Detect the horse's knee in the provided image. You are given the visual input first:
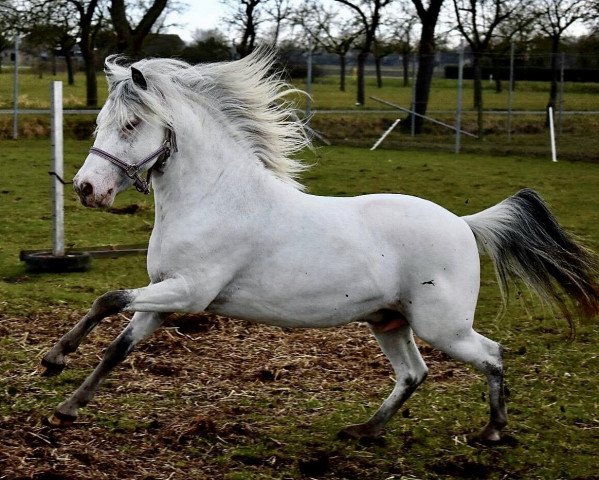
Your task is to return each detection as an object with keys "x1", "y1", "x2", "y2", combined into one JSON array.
[{"x1": 92, "y1": 290, "x2": 132, "y2": 317}]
